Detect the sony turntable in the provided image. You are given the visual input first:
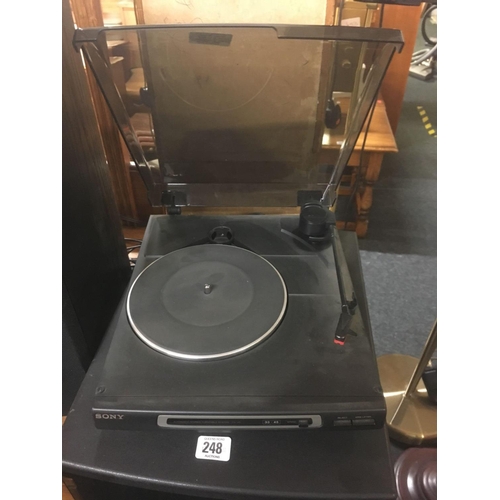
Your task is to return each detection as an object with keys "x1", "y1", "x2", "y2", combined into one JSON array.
[
  {"x1": 93, "y1": 212, "x2": 386, "y2": 430},
  {"x1": 73, "y1": 24, "x2": 404, "y2": 432}
]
